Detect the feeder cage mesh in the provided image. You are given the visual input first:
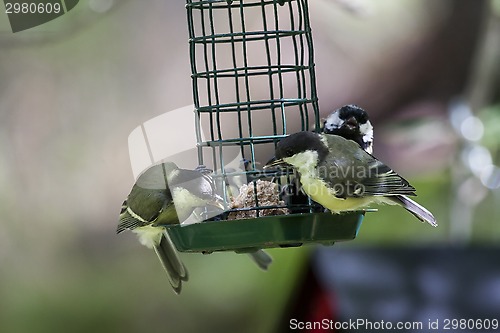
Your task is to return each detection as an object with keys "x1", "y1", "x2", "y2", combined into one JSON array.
[{"x1": 186, "y1": 0, "x2": 320, "y2": 218}]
